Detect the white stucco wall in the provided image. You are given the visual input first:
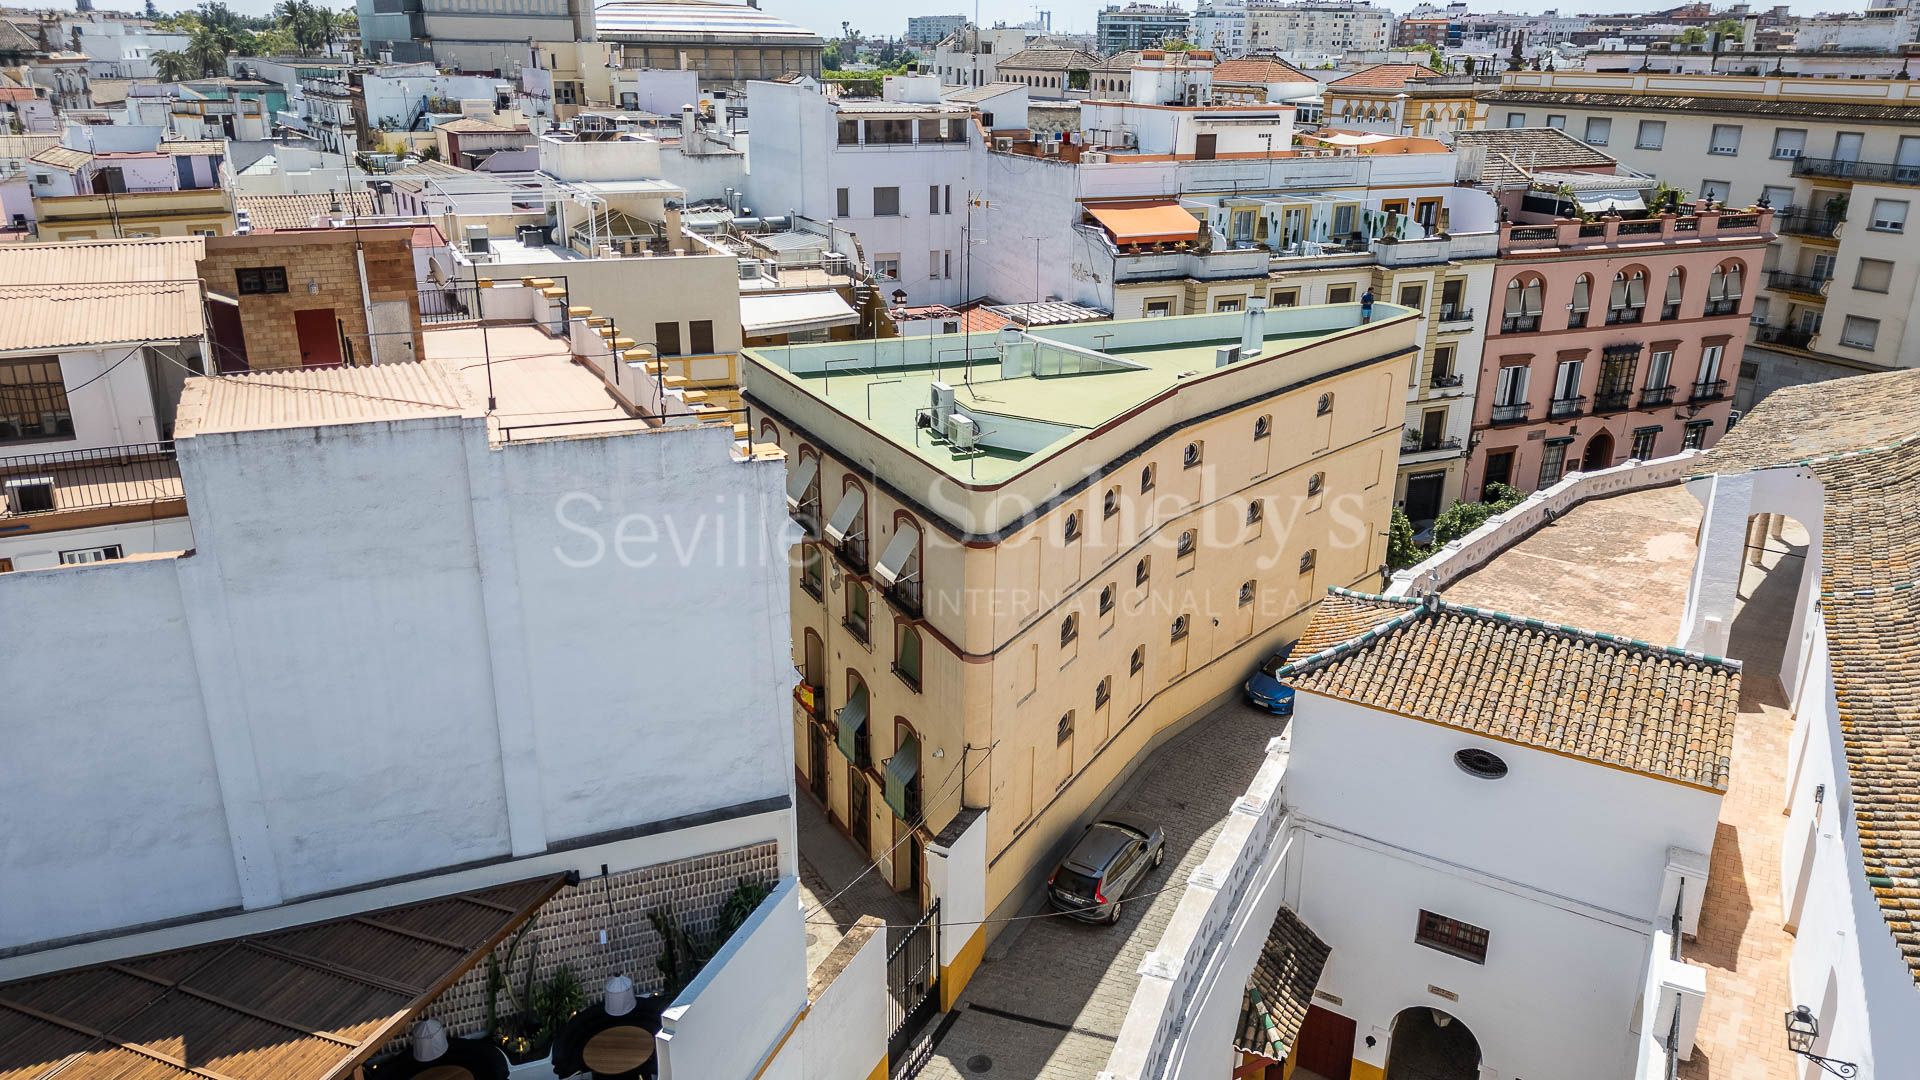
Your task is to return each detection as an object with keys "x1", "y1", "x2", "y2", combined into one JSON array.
[
  {"x1": 657, "y1": 876, "x2": 808, "y2": 1080},
  {"x1": 0, "y1": 410, "x2": 797, "y2": 953}
]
